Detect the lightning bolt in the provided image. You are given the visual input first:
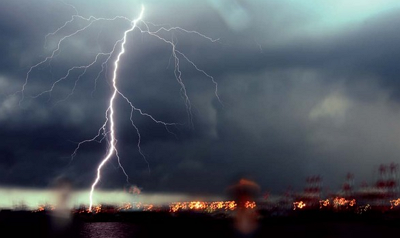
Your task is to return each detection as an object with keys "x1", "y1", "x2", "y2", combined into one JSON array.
[
  {"x1": 17, "y1": 3, "x2": 221, "y2": 212},
  {"x1": 88, "y1": 6, "x2": 144, "y2": 211}
]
